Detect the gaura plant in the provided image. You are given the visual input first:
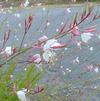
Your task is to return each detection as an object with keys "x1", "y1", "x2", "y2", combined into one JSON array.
[{"x1": 0, "y1": 5, "x2": 100, "y2": 101}]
